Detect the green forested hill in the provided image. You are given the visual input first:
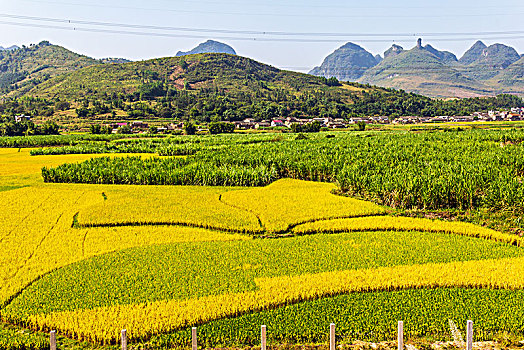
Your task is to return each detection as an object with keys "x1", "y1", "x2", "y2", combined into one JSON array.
[
  {"x1": 1, "y1": 52, "x2": 522, "y2": 124},
  {"x1": 0, "y1": 41, "x2": 100, "y2": 96},
  {"x1": 28, "y1": 53, "x2": 318, "y2": 99},
  {"x1": 22, "y1": 53, "x2": 420, "y2": 120}
]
